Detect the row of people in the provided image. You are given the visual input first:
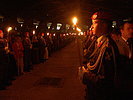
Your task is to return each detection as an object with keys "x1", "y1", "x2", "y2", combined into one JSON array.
[
  {"x1": 0, "y1": 31, "x2": 74, "y2": 90},
  {"x1": 81, "y1": 11, "x2": 133, "y2": 100}
]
